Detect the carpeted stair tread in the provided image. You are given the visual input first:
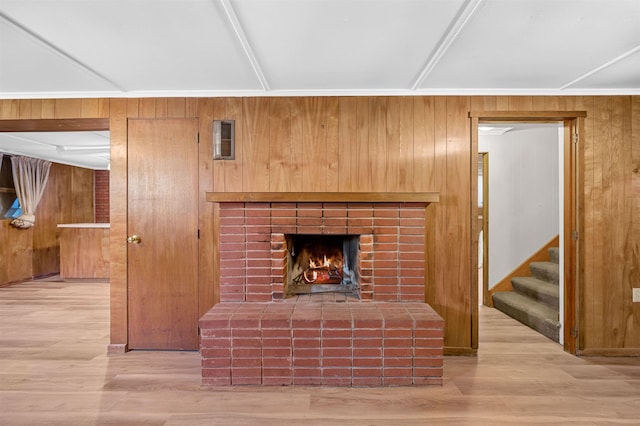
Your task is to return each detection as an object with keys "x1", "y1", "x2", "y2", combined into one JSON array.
[
  {"x1": 511, "y1": 276, "x2": 559, "y2": 308},
  {"x1": 548, "y1": 247, "x2": 560, "y2": 264},
  {"x1": 529, "y1": 261, "x2": 559, "y2": 284},
  {"x1": 492, "y1": 291, "x2": 560, "y2": 342}
]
